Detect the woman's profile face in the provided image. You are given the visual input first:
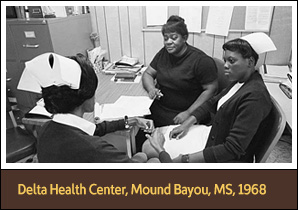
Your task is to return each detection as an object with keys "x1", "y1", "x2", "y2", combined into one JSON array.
[
  {"x1": 163, "y1": 32, "x2": 187, "y2": 56},
  {"x1": 223, "y1": 50, "x2": 252, "y2": 83}
]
